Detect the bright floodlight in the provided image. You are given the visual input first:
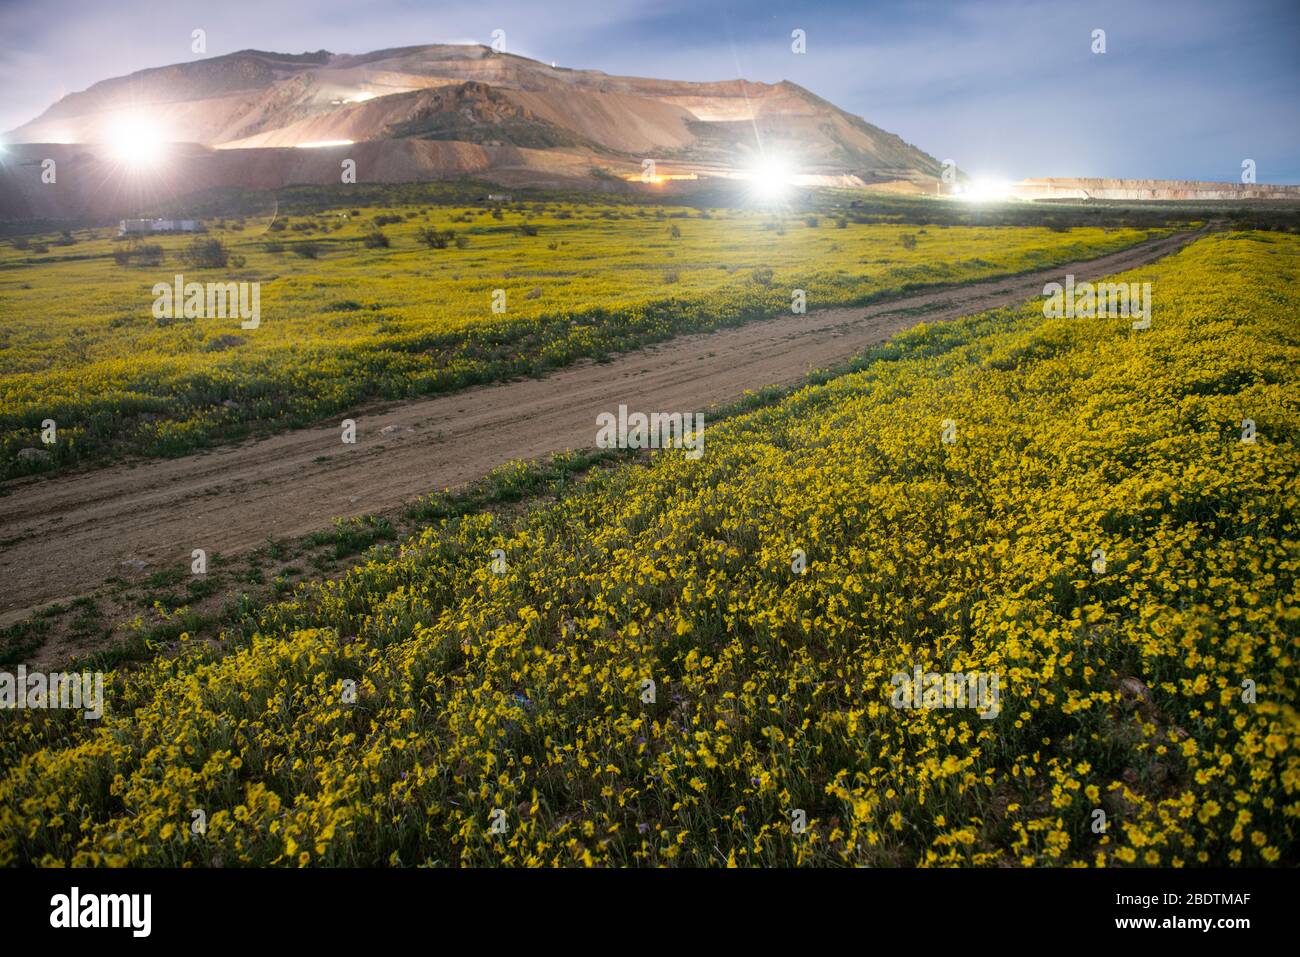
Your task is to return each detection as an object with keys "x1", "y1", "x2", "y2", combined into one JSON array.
[
  {"x1": 107, "y1": 116, "x2": 168, "y2": 169},
  {"x1": 746, "y1": 155, "x2": 794, "y2": 203},
  {"x1": 962, "y1": 177, "x2": 1014, "y2": 202}
]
